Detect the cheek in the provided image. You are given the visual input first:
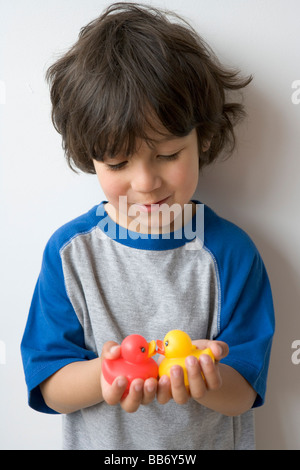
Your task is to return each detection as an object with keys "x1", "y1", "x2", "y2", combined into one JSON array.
[
  {"x1": 170, "y1": 160, "x2": 199, "y2": 193},
  {"x1": 97, "y1": 172, "x2": 127, "y2": 202}
]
